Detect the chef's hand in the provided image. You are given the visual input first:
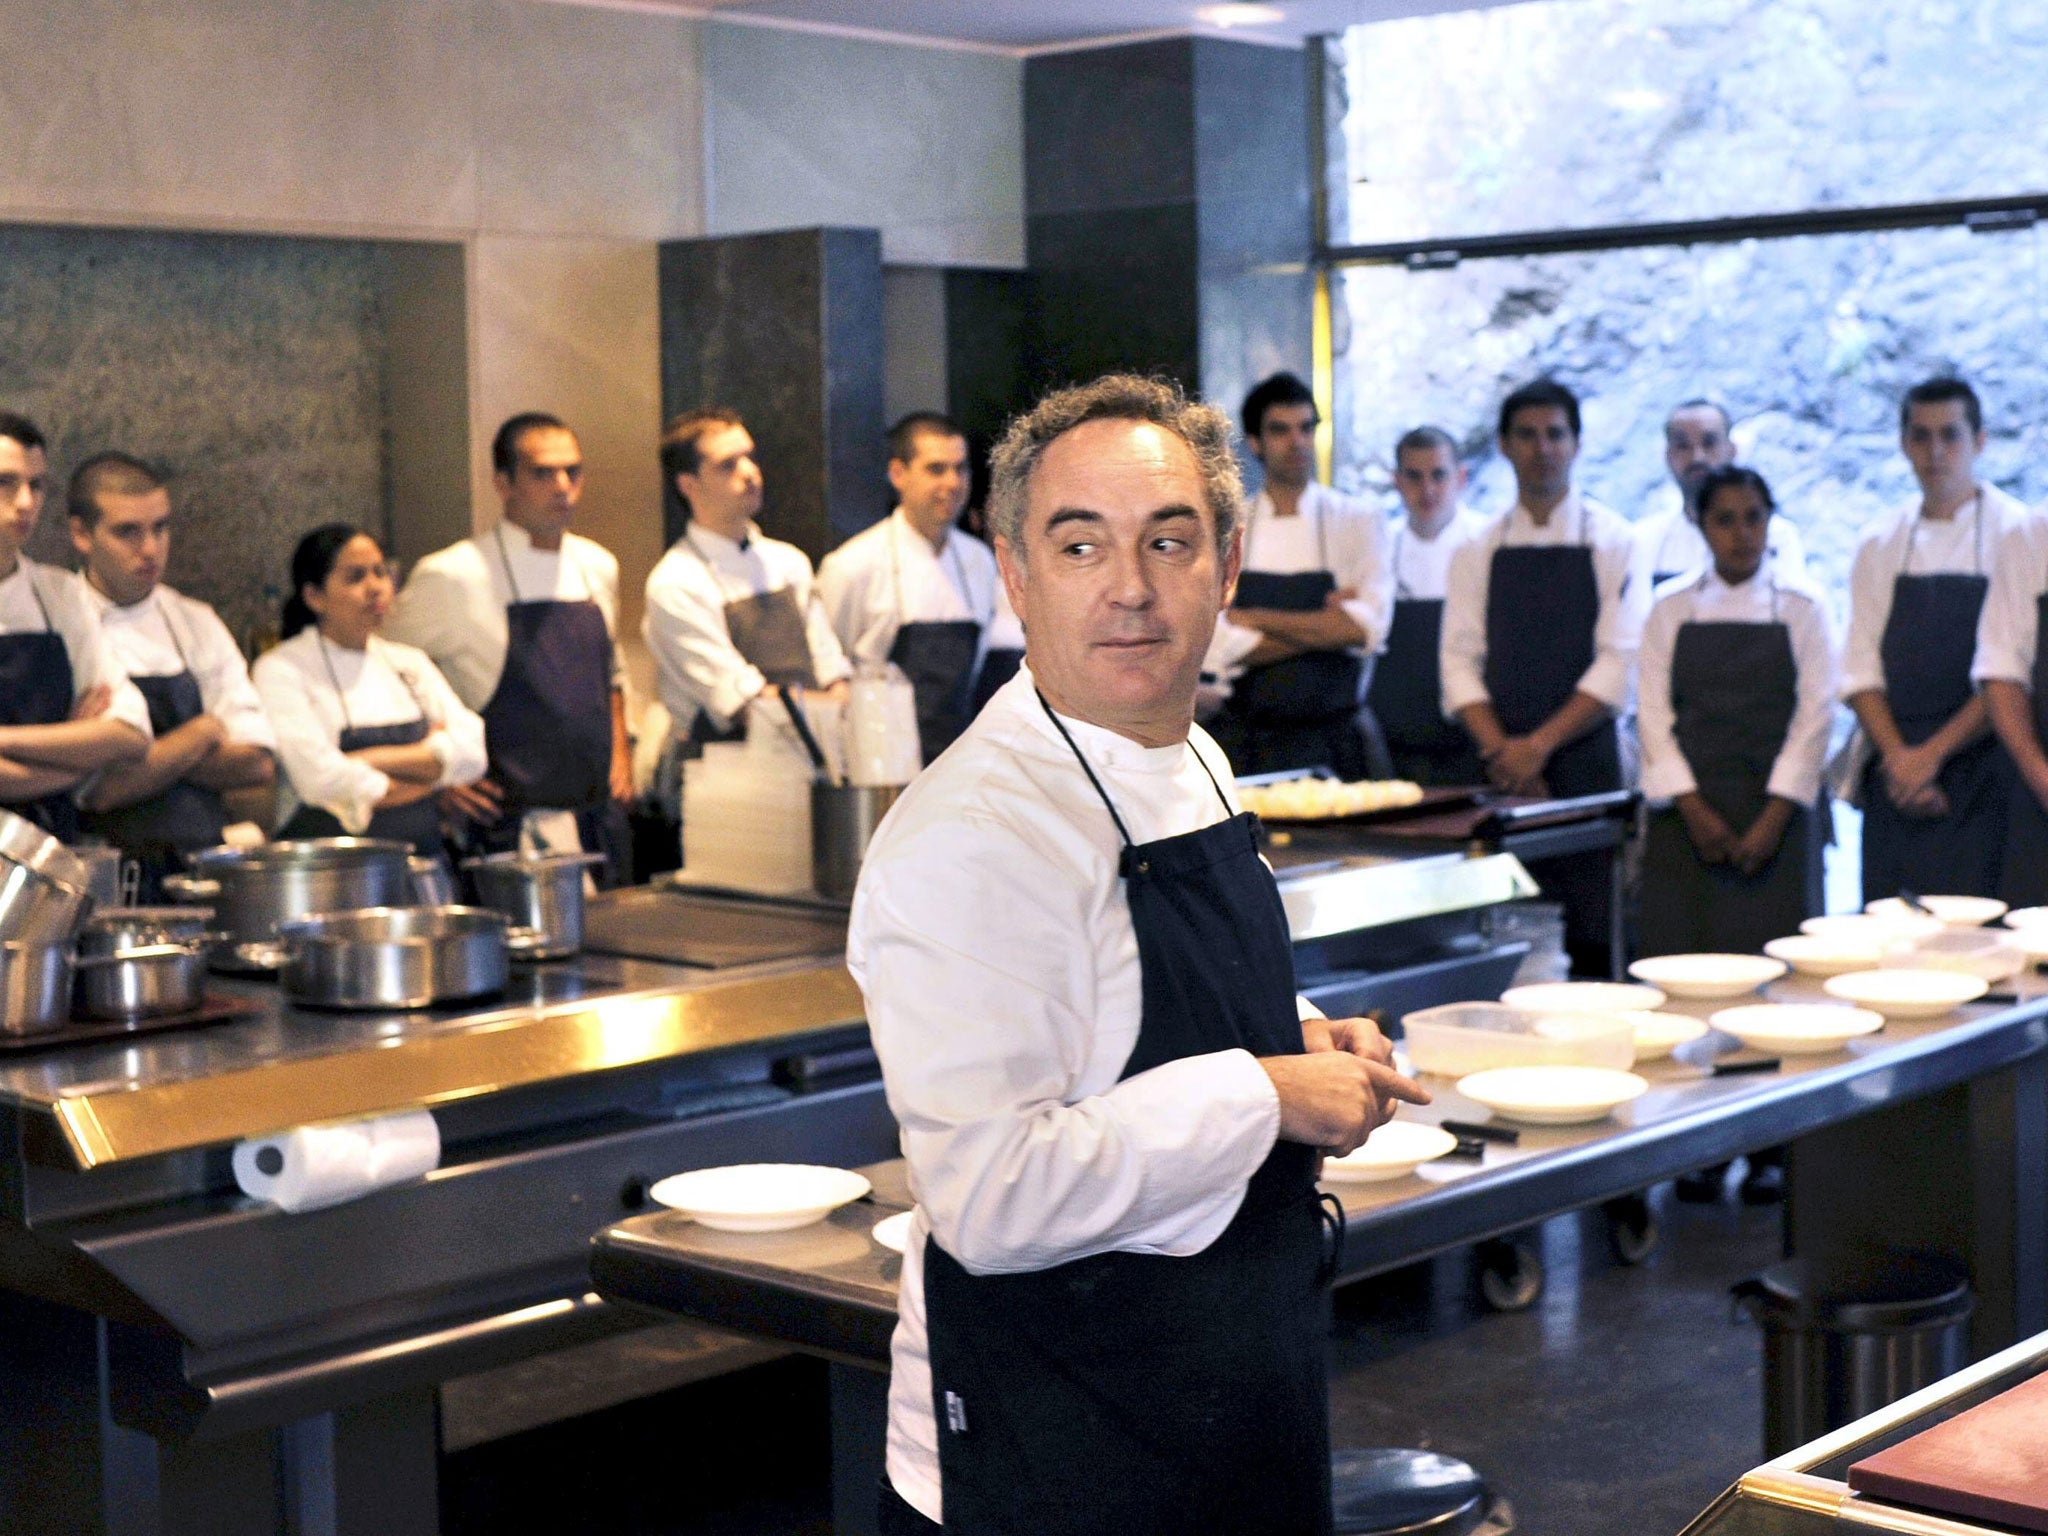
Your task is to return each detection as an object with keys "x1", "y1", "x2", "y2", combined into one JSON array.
[
  {"x1": 1307, "y1": 1015, "x2": 1431, "y2": 1126},
  {"x1": 441, "y1": 778, "x2": 504, "y2": 824},
  {"x1": 1902, "y1": 783, "x2": 1951, "y2": 819},
  {"x1": 1883, "y1": 742, "x2": 1944, "y2": 809},
  {"x1": 1731, "y1": 799, "x2": 1794, "y2": 876},
  {"x1": 1261, "y1": 1051, "x2": 1431, "y2": 1156},
  {"x1": 1488, "y1": 736, "x2": 1550, "y2": 796},
  {"x1": 69, "y1": 684, "x2": 111, "y2": 722},
  {"x1": 1676, "y1": 792, "x2": 1736, "y2": 864}
]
